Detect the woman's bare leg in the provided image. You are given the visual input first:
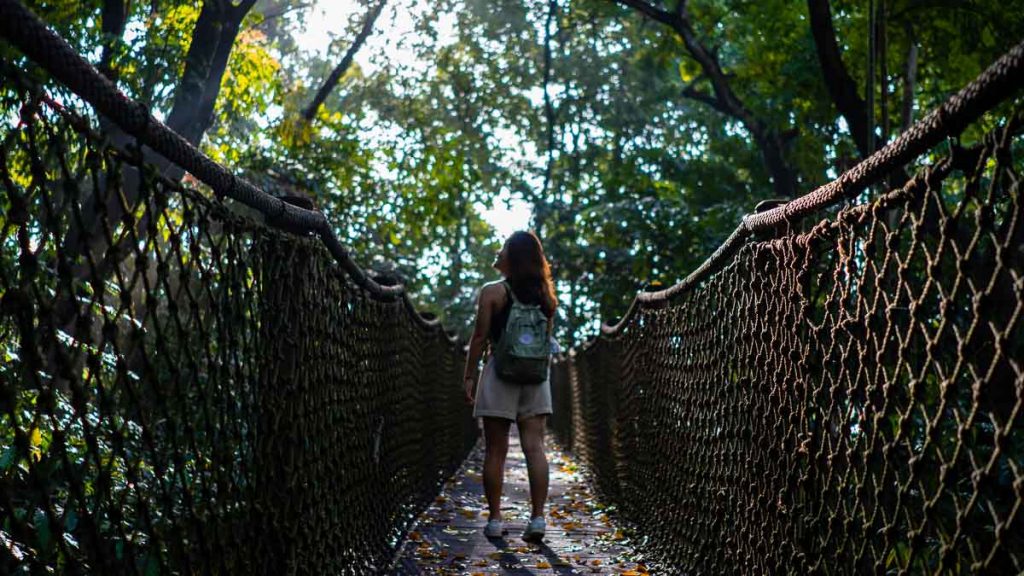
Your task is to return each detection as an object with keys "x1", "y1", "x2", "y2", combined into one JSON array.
[
  {"x1": 482, "y1": 417, "x2": 512, "y2": 521},
  {"x1": 517, "y1": 415, "x2": 549, "y2": 519}
]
